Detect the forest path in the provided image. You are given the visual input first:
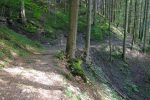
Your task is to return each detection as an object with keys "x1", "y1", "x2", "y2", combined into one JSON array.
[
  {"x1": 0, "y1": 31, "x2": 97, "y2": 100},
  {"x1": 0, "y1": 46, "x2": 69, "y2": 100},
  {"x1": 1, "y1": 40, "x2": 98, "y2": 100}
]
